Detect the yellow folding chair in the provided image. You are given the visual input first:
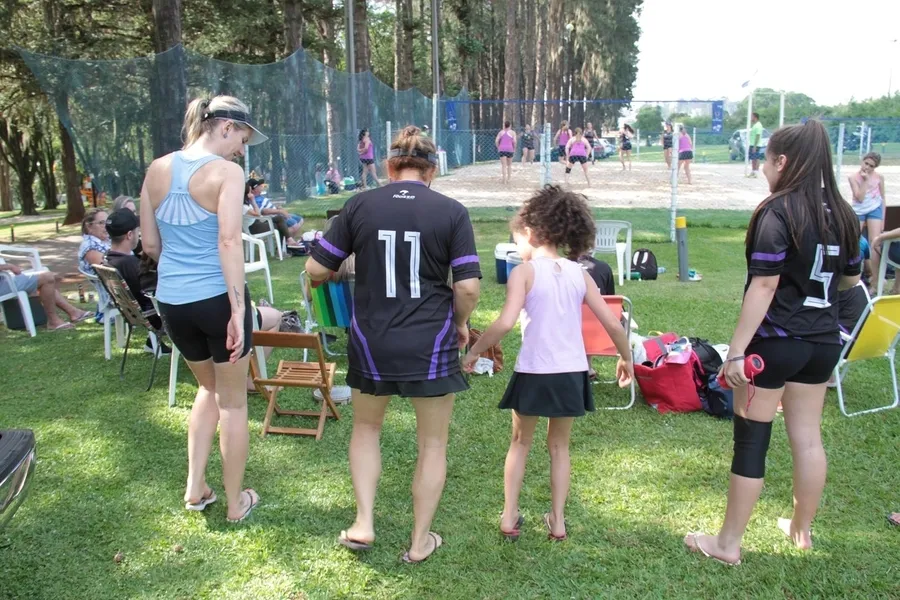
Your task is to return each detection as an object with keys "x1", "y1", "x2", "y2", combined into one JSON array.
[{"x1": 834, "y1": 295, "x2": 900, "y2": 417}]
